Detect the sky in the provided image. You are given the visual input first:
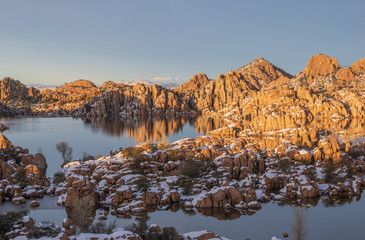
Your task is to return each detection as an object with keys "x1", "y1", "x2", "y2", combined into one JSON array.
[{"x1": 0, "y1": 0, "x2": 364, "y2": 86}]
